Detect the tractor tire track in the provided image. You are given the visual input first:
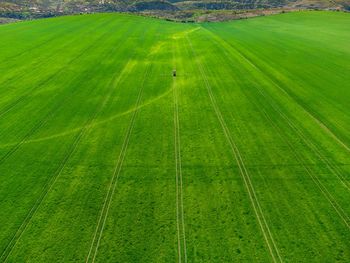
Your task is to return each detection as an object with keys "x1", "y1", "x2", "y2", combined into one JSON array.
[
  {"x1": 85, "y1": 27, "x2": 162, "y2": 263},
  {"x1": 232, "y1": 44, "x2": 350, "y2": 189},
  {"x1": 0, "y1": 16, "x2": 119, "y2": 89},
  {"x1": 258, "y1": 104, "x2": 350, "y2": 229},
  {"x1": 172, "y1": 40, "x2": 187, "y2": 263},
  {"x1": 0, "y1": 99, "x2": 66, "y2": 165},
  {"x1": 205, "y1": 25, "x2": 350, "y2": 164},
  {"x1": 202, "y1": 30, "x2": 350, "y2": 229},
  {"x1": 251, "y1": 87, "x2": 350, "y2": 227},
  {"x1": 85, "y1": 61, "x2": 152, "y2": 263},
  {"x1": 0, "y1": 27, "x2": 140, "y2": 262},
  {"x1": 0, "y1": 123, "x2": 88, "y2": 262},
  {"x1": 0, "y1": 16, "x2": 105, "y2": 66},
  {"x1": 202, "y1": 29, "x2": 350, "y2": 191},
  {"x1": 0, "y1": 85, "x2": 174, "y2": 149},
  {"x1": 0, "y1": 20, "x2": 136, "y2": 166},
  {"x1": 0, "y1": 16, "x2": 120, "y2": 120},
  {"x1": 186, "y1": 34, "x2": 283, "y2": 263}
]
